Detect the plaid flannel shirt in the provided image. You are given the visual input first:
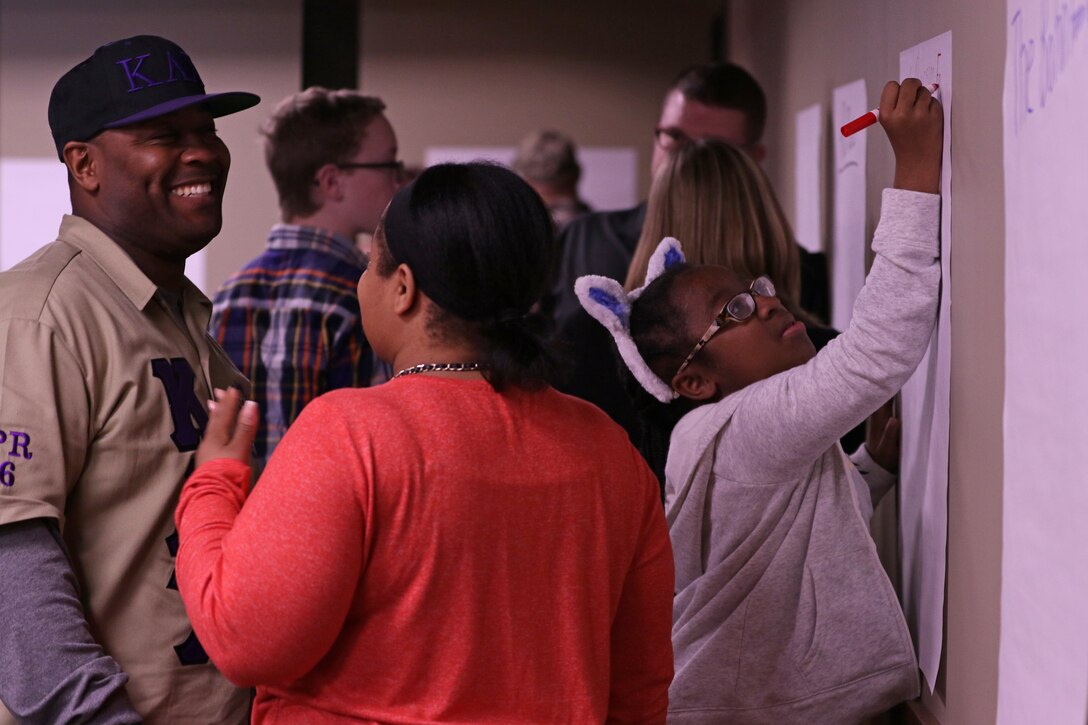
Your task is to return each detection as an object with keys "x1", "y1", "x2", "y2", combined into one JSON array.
[{"x1": 210, "y1": 224, "x2": 380, "y2": 471}]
